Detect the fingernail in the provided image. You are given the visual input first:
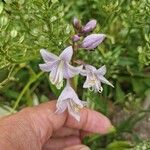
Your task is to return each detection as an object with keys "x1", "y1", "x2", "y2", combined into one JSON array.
[
  {"x1": 108, "y1": 125, "x2": 116, "y2": 133},
  {"x1": 80, "y1": 146, "x2": 91, "y2": 150}
]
